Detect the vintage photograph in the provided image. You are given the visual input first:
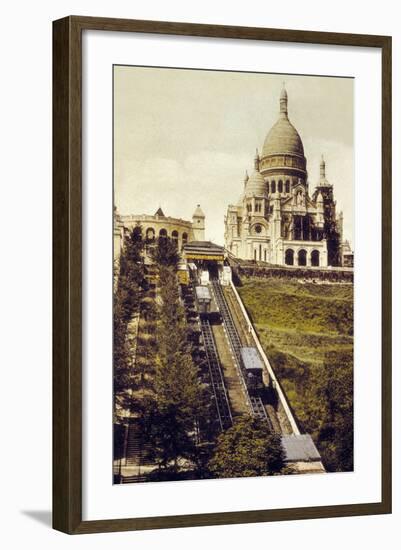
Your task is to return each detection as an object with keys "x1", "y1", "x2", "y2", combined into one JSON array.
[{"x1": 113, "y1": 65, "x2": 354, "y2": 484}]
